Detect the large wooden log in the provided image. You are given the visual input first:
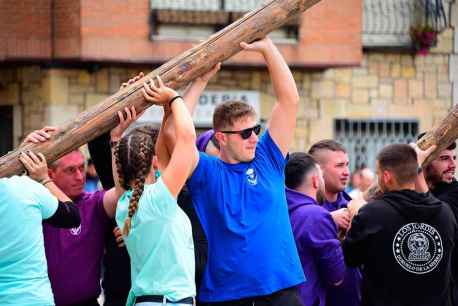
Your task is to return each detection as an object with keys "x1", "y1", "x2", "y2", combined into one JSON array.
[
  {"x1": 0, "y1": 0, "x2": 321, "y2": 178},
  {"x1": 417, "y1": 106, "x2": 458, "y2": 166}
]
